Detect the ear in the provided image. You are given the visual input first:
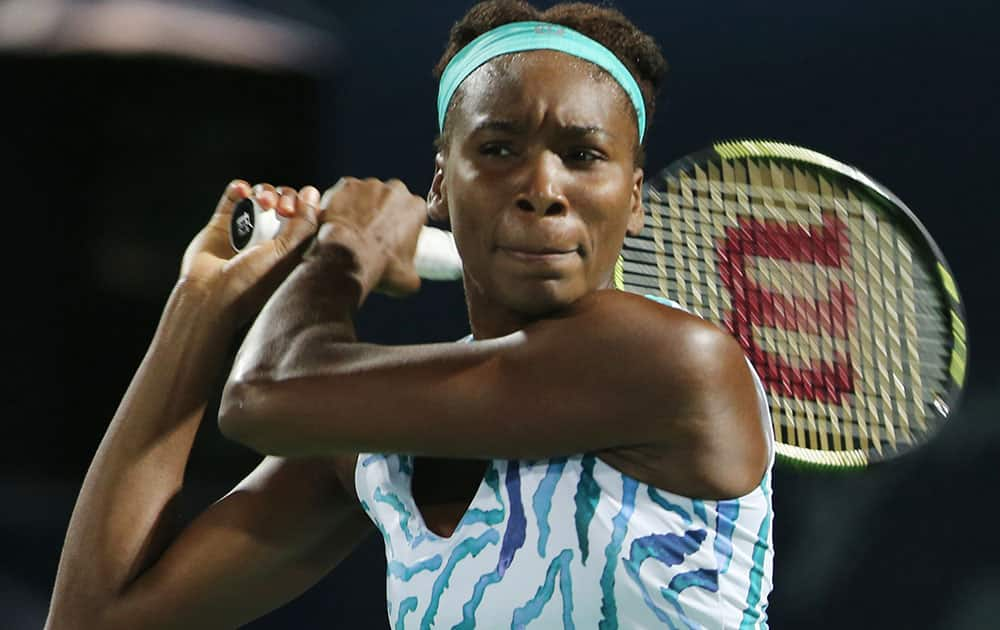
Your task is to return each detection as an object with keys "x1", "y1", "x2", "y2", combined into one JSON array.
[
  {"x1": 626, "y1": 167, "x2": 645, "y2": 236},
  {"x1": 426, "y1": 152, "x2": 449, "y2": 225}
]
